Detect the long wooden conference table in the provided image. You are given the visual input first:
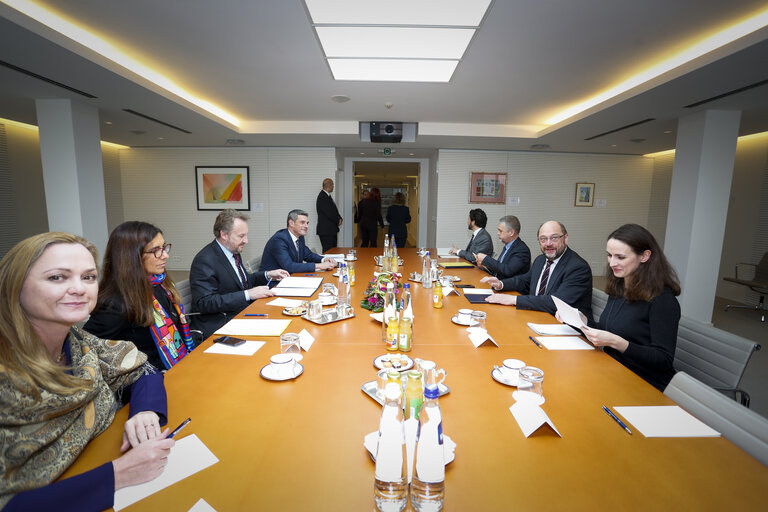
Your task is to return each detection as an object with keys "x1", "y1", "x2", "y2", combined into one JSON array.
[{"x1": 64, "y1": 248, "x2": 768, "y2": 511}]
